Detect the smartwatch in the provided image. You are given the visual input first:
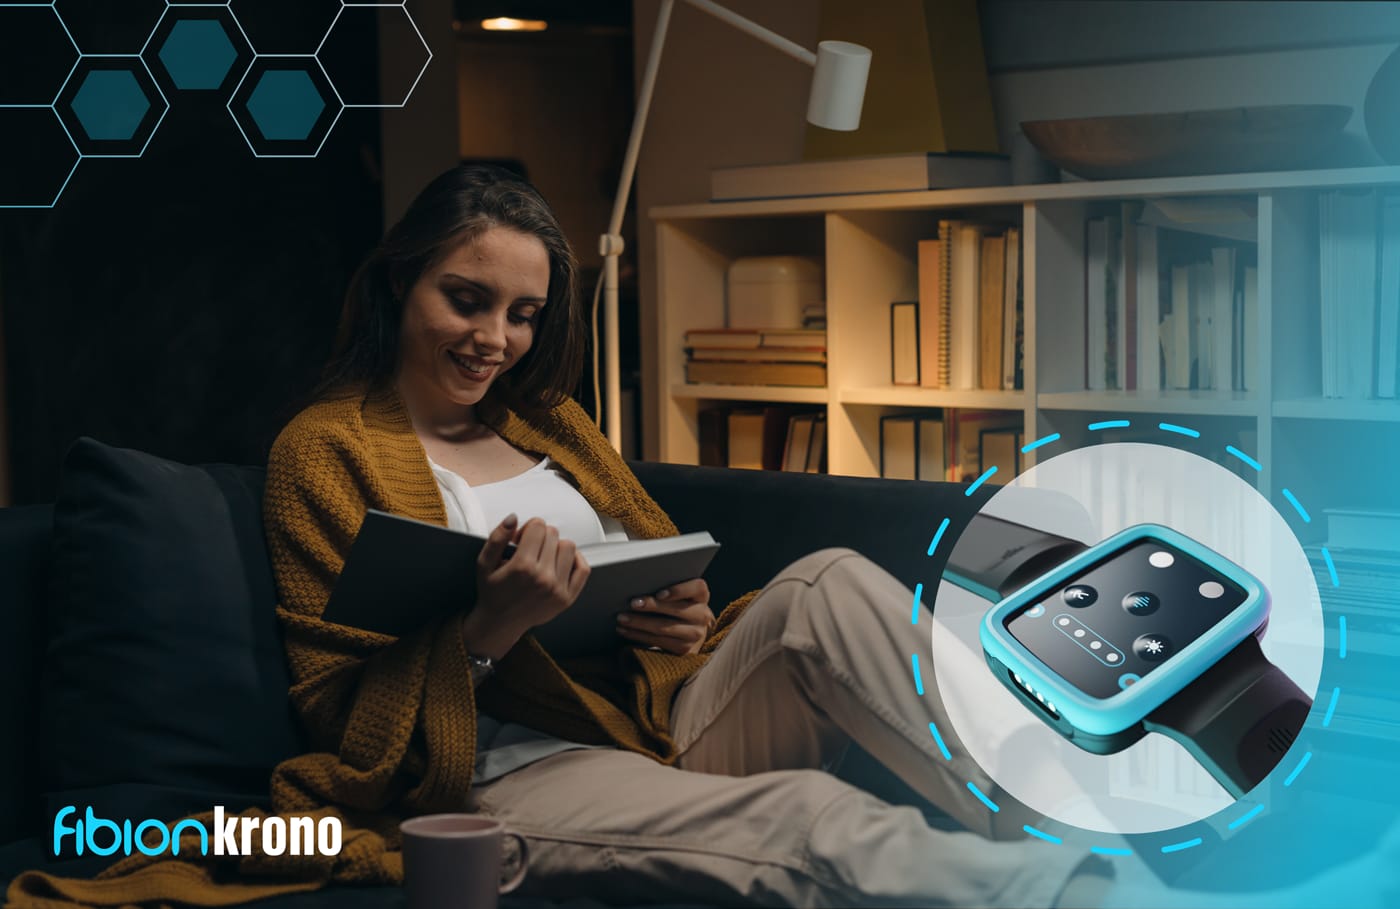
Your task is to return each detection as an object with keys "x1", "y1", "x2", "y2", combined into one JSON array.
[{"x1": 949, "y1": 518, "x2": 1312, "y2": 798}]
